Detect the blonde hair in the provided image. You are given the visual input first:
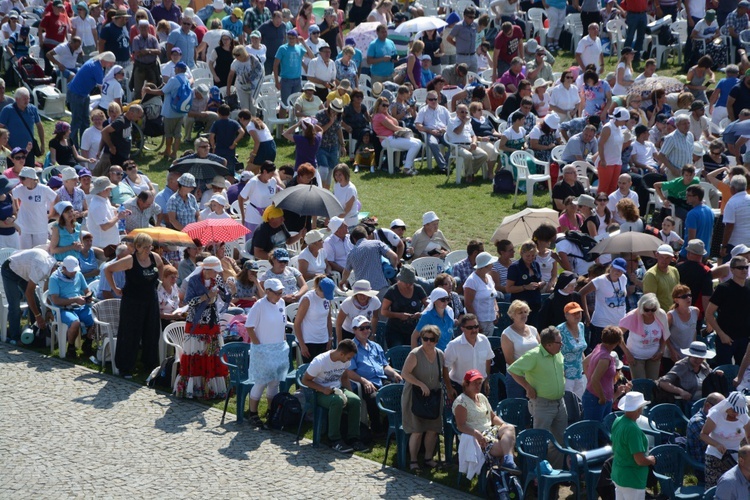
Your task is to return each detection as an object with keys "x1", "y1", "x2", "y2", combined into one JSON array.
[
  {"x1": 411, "y1": 40, "x2": 424, "y2": 55},
  {"x1": 133, "y1": 233, "x2": 153, "y2": 250},
  {"x1": 508, "y1": 299, "x2": 530, "y2": 318}
]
